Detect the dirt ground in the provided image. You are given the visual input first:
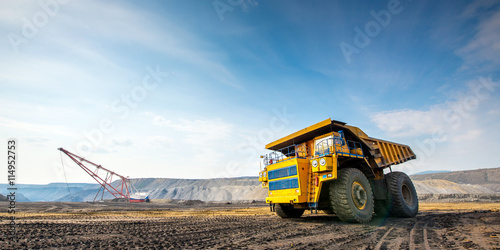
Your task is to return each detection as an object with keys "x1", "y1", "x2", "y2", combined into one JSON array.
[{"x1": 0, "y1": 201, "x2": 499, "y2": 249}]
